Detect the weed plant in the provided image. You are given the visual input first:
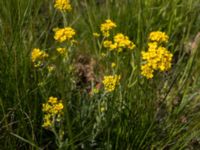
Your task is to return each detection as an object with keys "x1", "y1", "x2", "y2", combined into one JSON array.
[{"x1": 0, "y1": 0, "x2": 200, "y2": 149}]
